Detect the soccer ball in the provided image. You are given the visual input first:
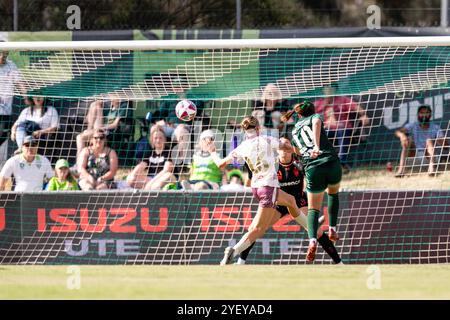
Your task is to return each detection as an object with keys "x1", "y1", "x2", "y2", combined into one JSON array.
[{"x1": 175, "y1": 100, "x2": 197, "y2": 122}]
